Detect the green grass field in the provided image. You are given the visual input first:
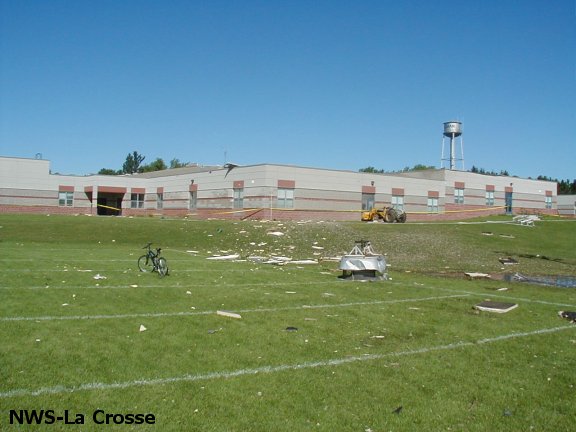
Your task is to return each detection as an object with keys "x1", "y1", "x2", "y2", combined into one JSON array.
[{"x1": 1, "y1": 214, "x2": 575, "y2": 431}]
